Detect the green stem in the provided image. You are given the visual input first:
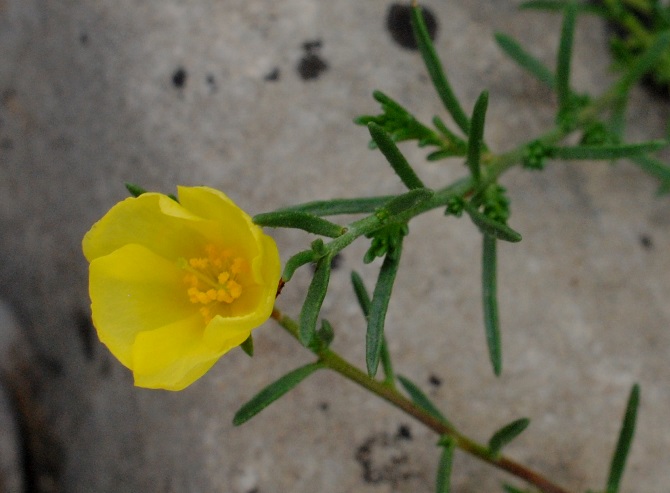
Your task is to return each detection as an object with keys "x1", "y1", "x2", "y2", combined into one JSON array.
[
  {"x1": 285, "y1": 73, "x2": 640, "y2": 258},
  {"x1": 271, "y1": 309, "x2": 574, "y2": 493}
]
